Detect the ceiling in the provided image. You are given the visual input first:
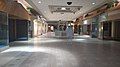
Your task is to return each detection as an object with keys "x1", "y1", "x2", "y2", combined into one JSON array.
[{"x1": 25, "y1": 0, "x2": 109, "y2": 21}]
